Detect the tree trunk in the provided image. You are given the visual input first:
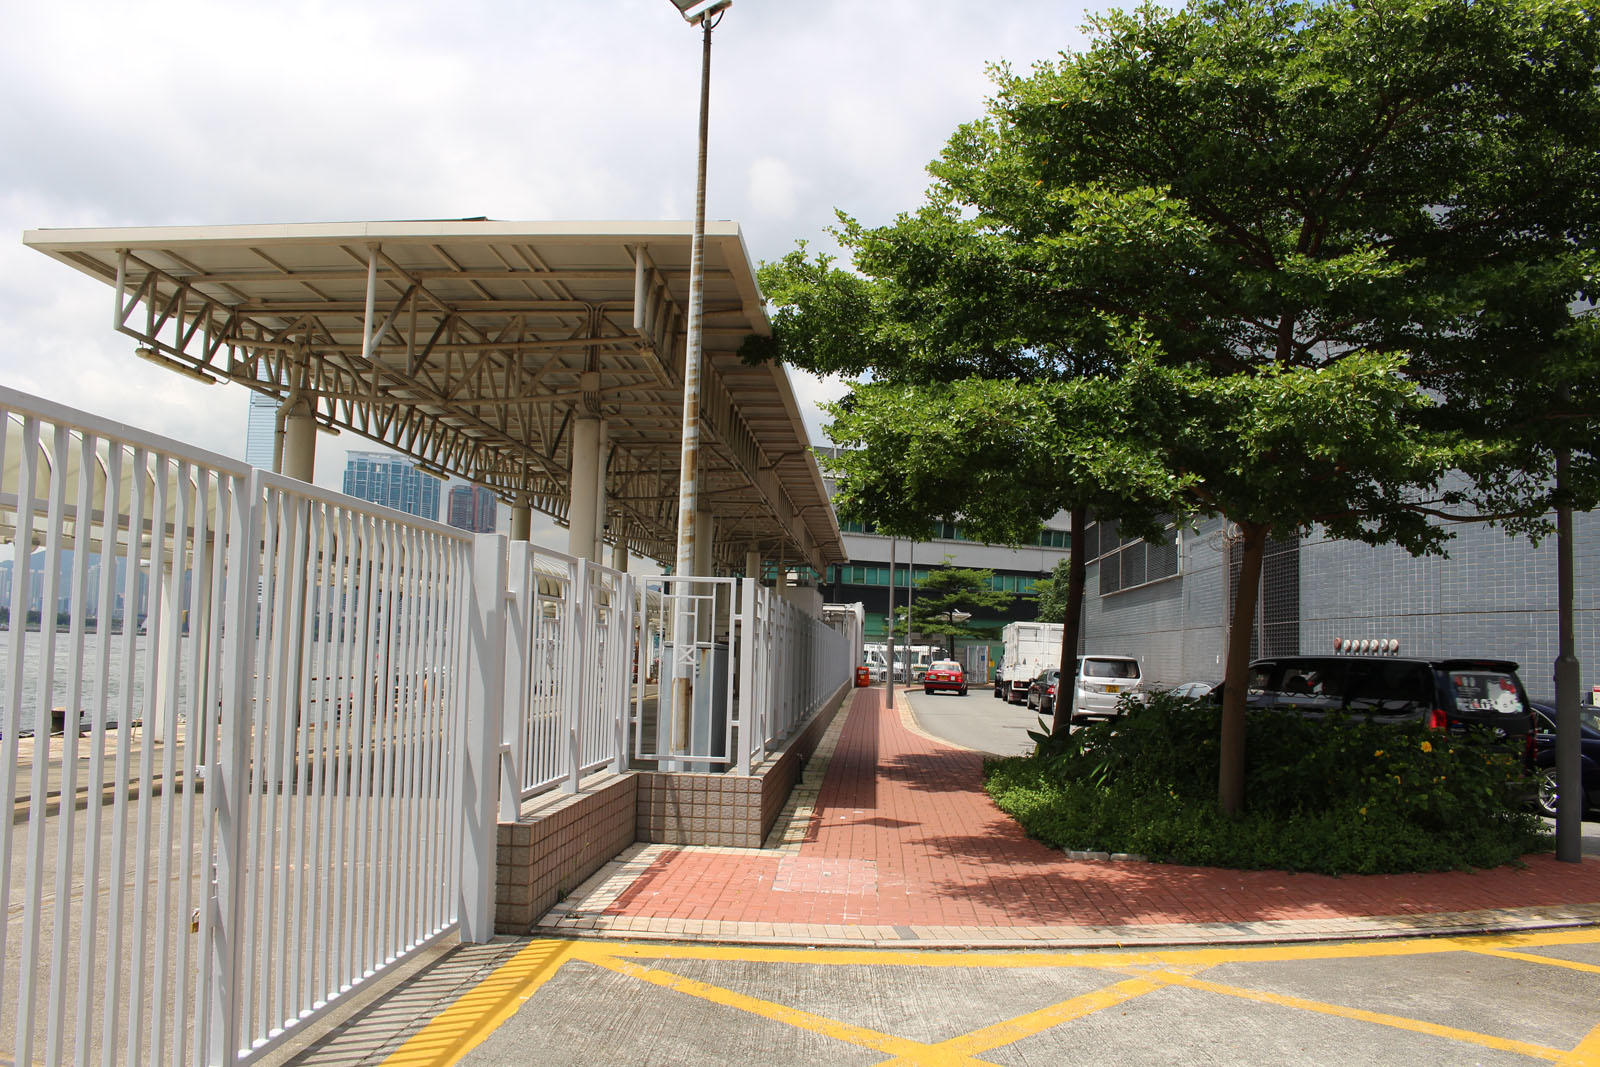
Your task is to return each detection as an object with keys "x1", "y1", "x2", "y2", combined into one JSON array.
[
  {"x1": 1219, "y1": 520, "x2": 1269, "y2": 815},
  {"x1": 1052, "y1": 506, "x2": 1088, "y2": 734}
]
